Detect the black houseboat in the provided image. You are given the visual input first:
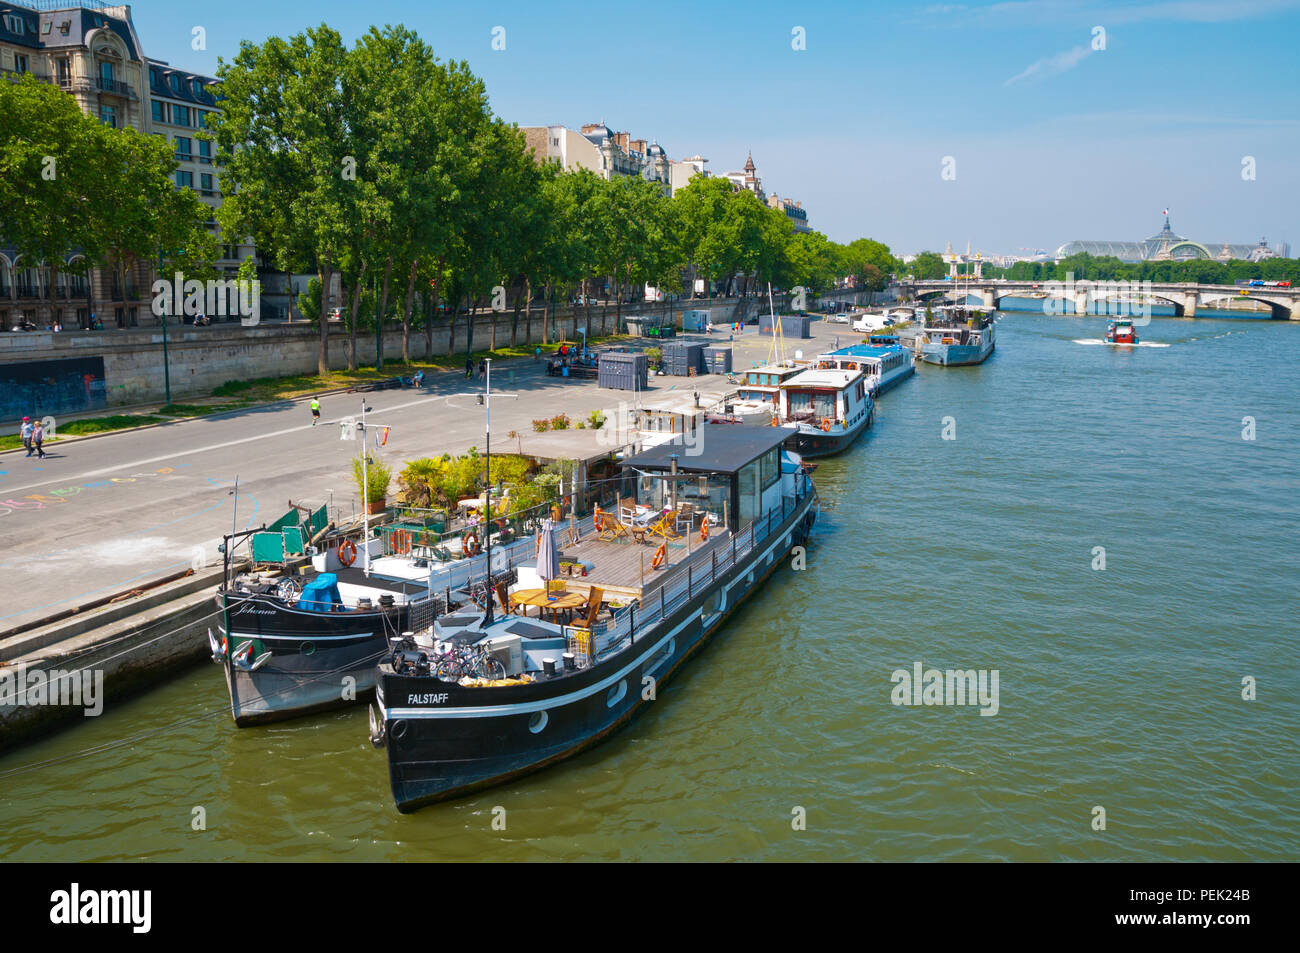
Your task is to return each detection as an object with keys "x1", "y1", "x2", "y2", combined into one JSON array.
[{"x1": 372, "y1": 425, "x2": 818, "y2": 811}]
